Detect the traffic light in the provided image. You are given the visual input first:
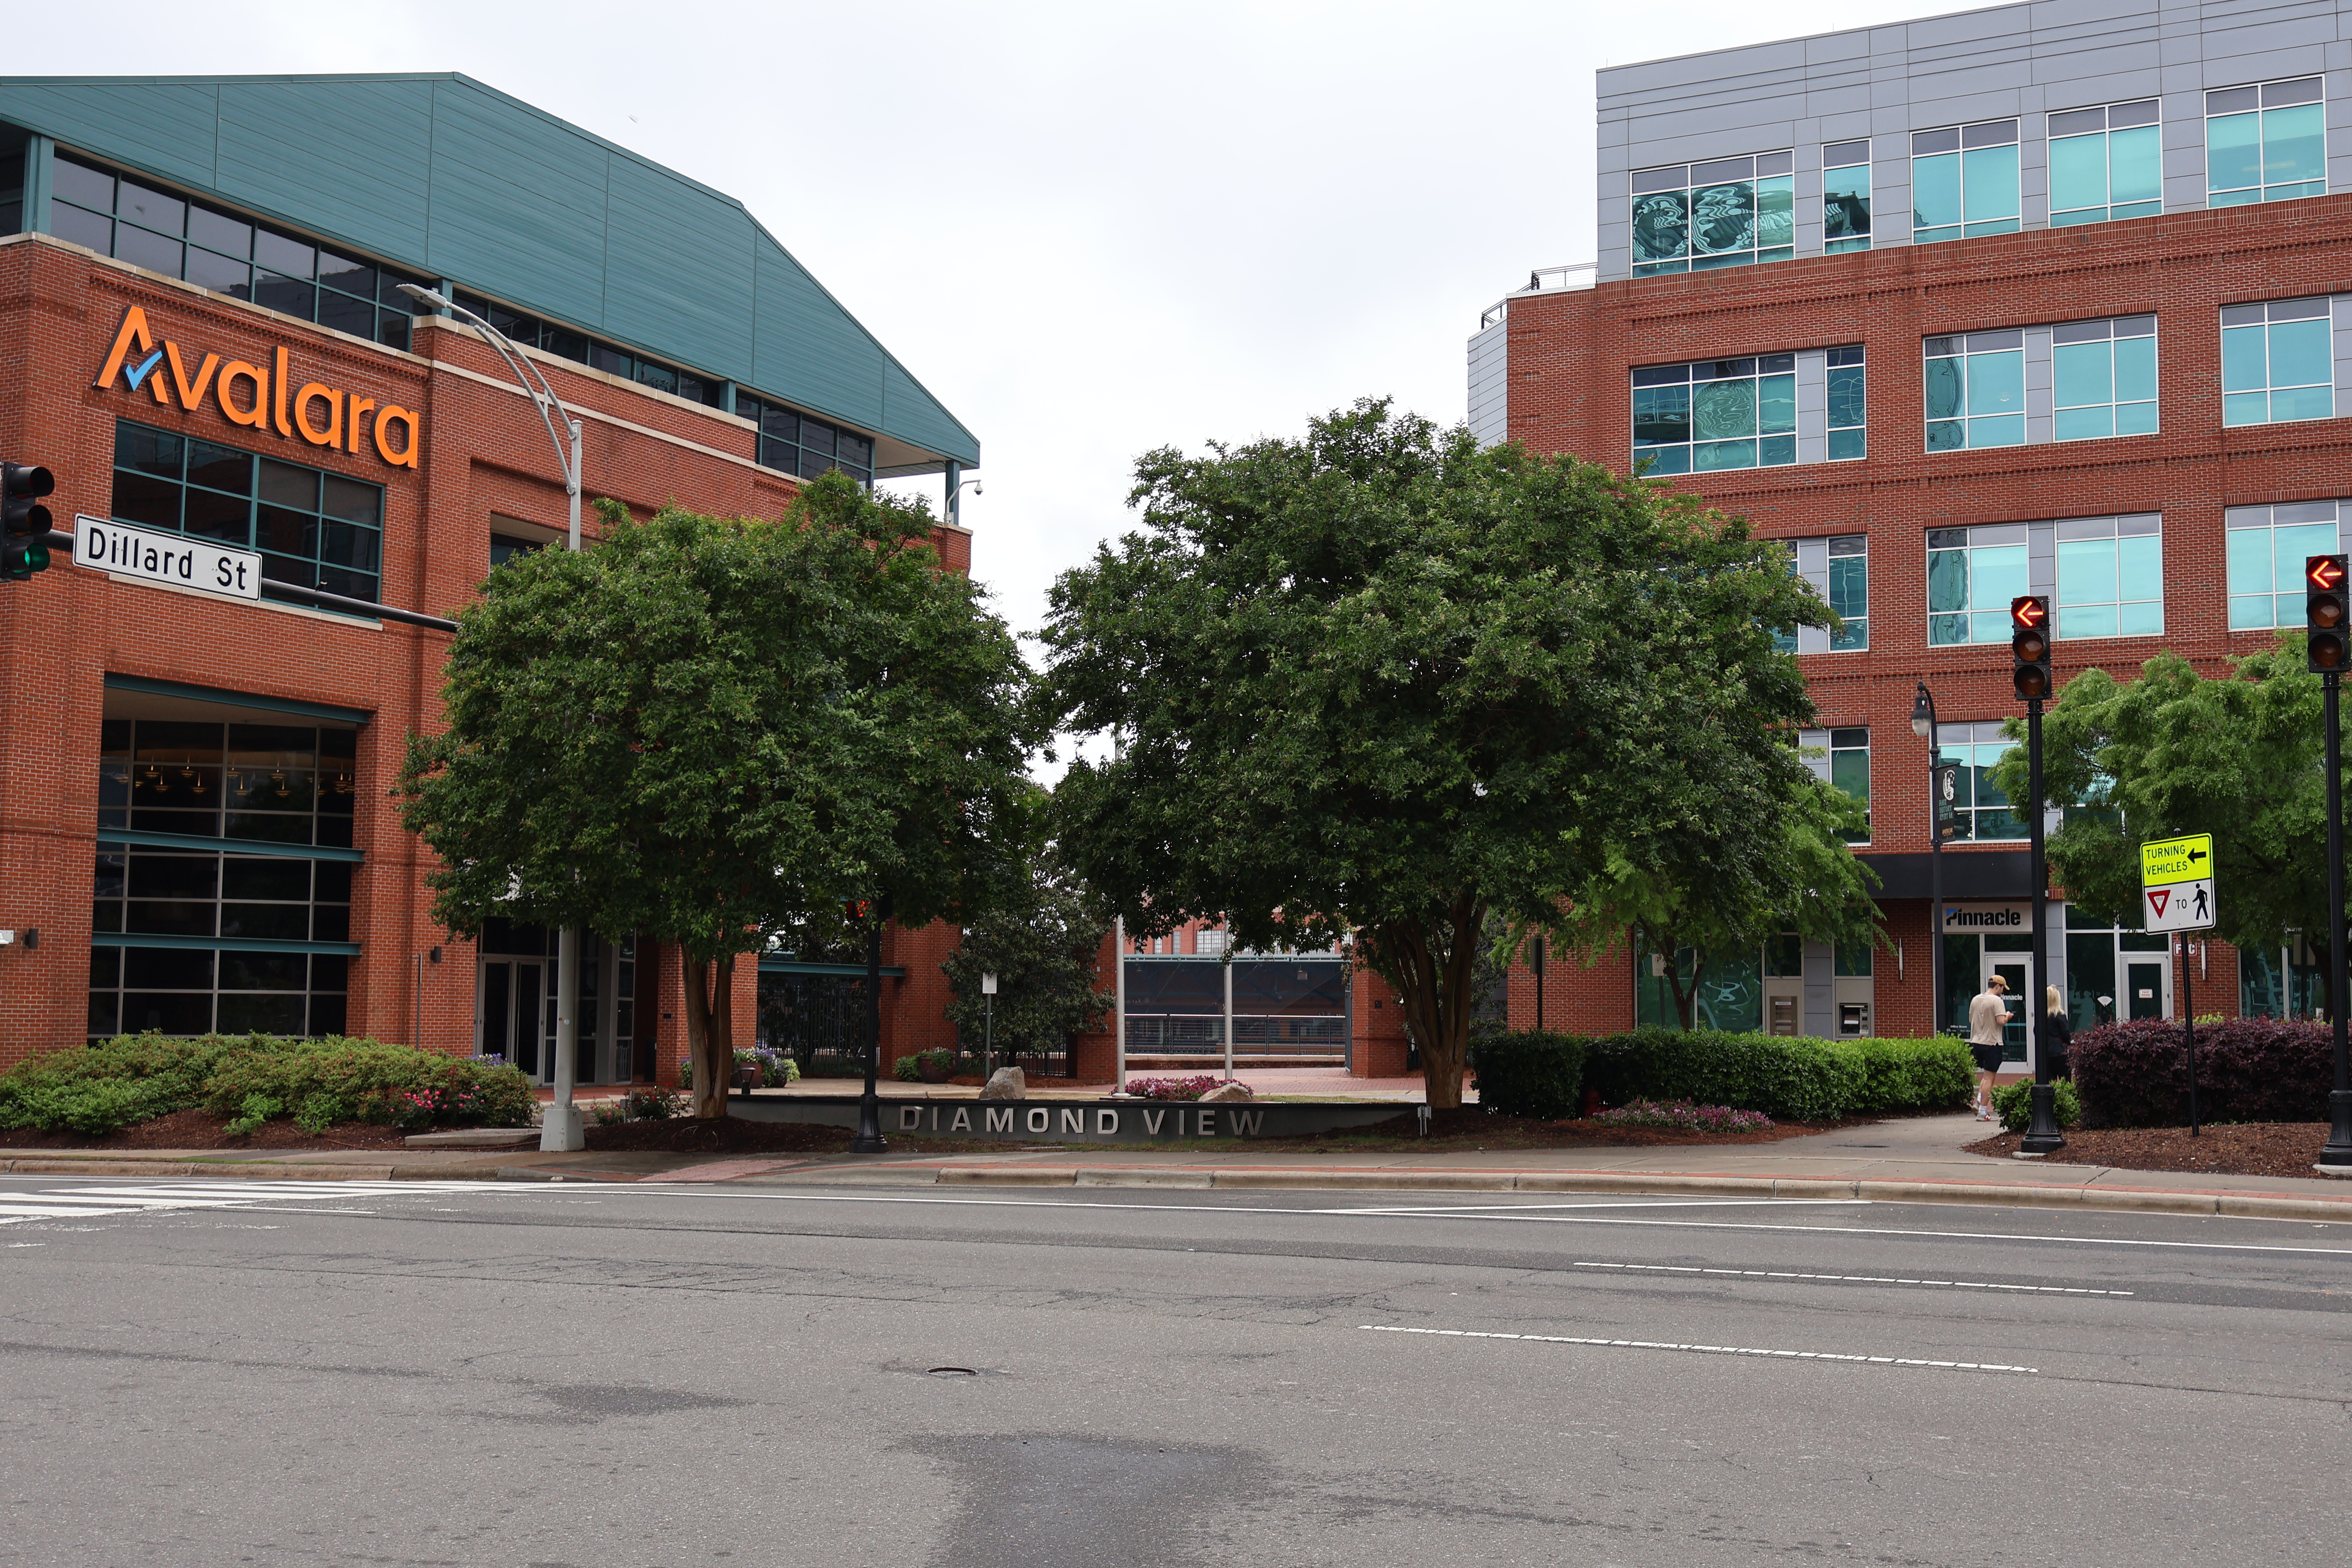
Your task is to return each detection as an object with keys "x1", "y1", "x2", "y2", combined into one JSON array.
[
  {"x1": 2307, "y1": 554, "x2": 2350, "y2": 673},
  {"x1": 0, "y1": 461, "x2": 56, "y2": 581},
  {"x1": 2010, "y1": 594, "x2": 2052, "y2": 702}
]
